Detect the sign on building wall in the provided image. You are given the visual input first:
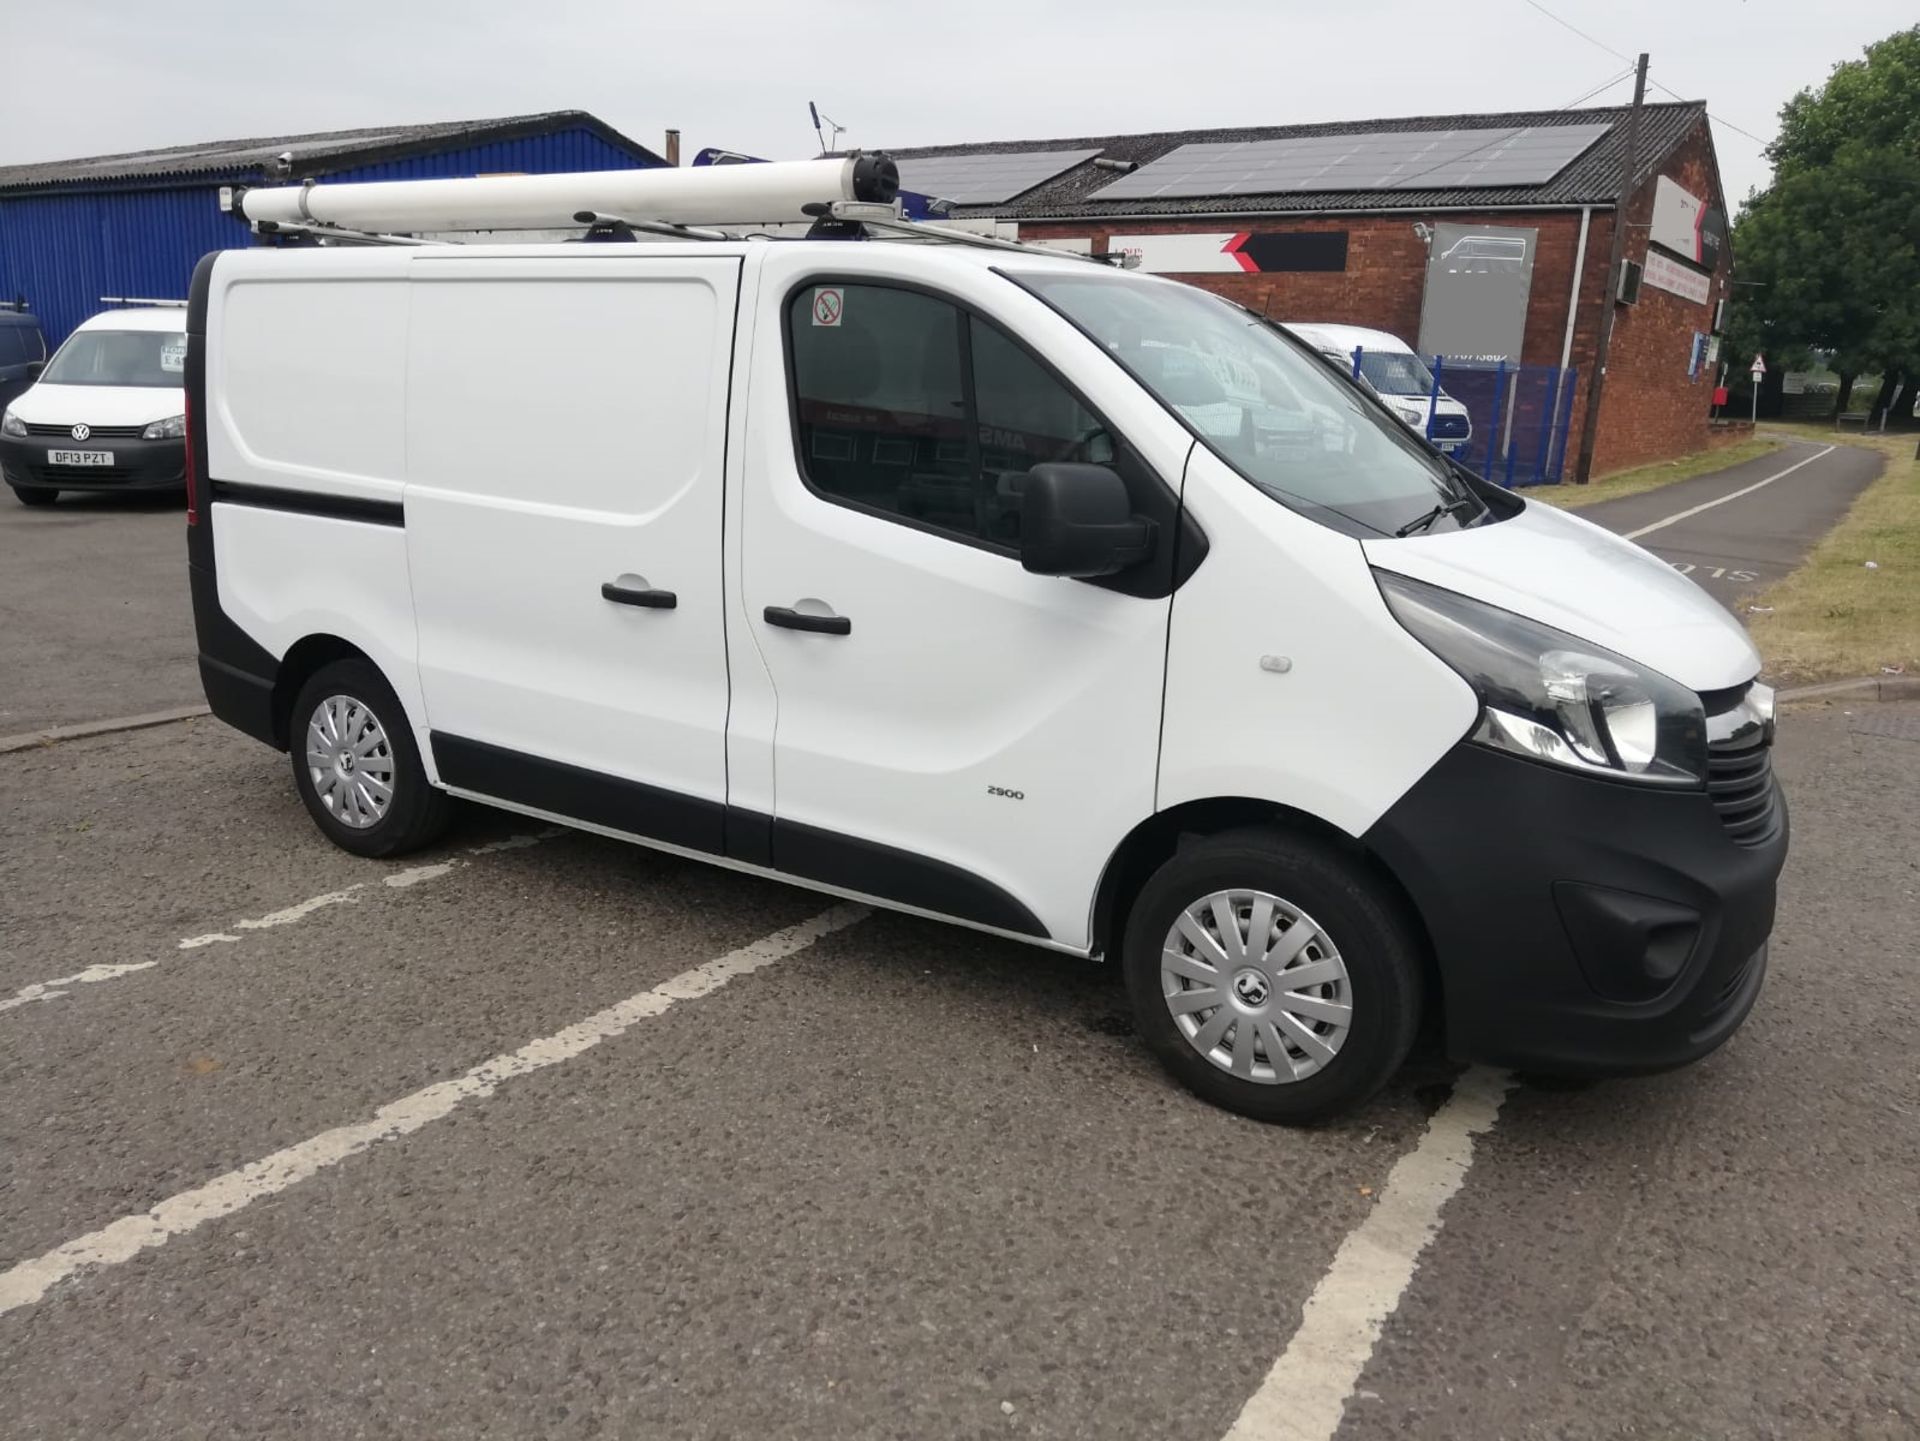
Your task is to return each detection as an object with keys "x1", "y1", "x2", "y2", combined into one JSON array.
[
  {"x1": 1649, "y1": 176, "x2": 1726, "y2": 269},
  {"x1": 1643, "y1": 249, "x2": 1713, "y2": 306},
  {"x1": 1110, "y1": 231, "x2": 1348, "y2": 274},
  {"x1": 1416, "y1": 222, "x2": 1538, "y2": 363}
]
